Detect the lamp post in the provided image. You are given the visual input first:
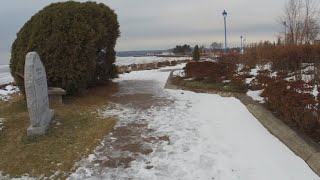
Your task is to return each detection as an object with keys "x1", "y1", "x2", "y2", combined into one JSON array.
[
  {"x1": 222, "y1": 10, "x2": 228, "y2": 54},
  {"x1": 283, "y1": 21, "x2": 287, "y2": 45},
  {"x1": 240, "y1": 35, "x2": 243, "y2": 54}
]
